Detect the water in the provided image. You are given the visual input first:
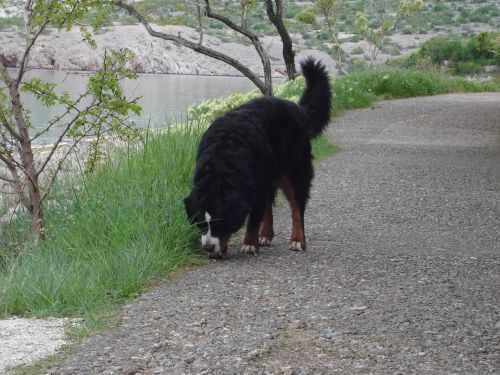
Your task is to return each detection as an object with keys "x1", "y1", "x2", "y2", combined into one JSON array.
[{"x1": 18, "y1": 70, "x2": 256, "y2": 143}]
